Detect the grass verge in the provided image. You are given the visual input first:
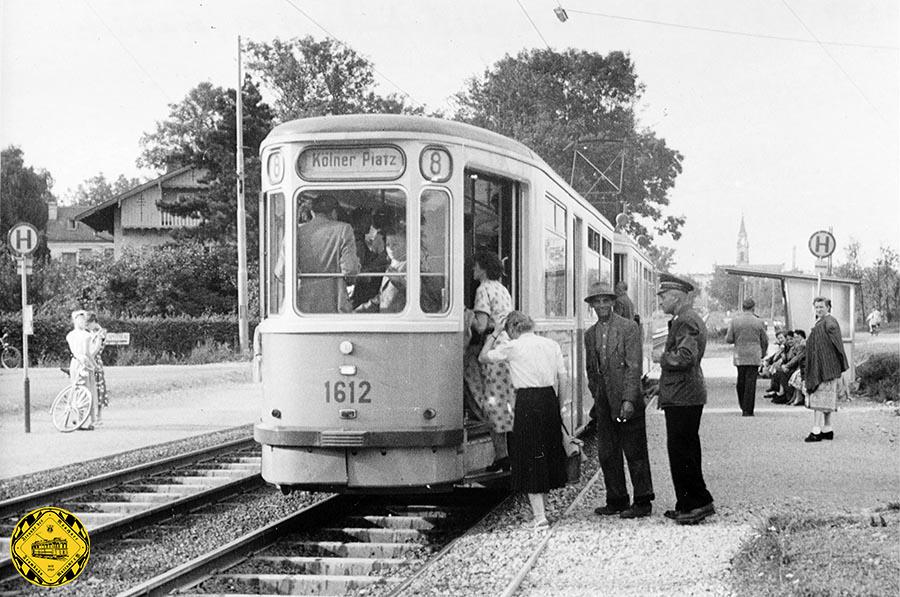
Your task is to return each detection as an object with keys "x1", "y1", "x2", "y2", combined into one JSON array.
[{"x1": 731, "y1": 505, "x2": 900, "y2": 596}]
